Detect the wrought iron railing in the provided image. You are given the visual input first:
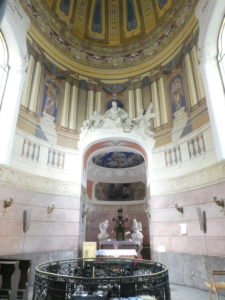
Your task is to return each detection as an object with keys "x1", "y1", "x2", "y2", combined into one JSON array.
[{"x1": 33, "y1": 258, "x2": 170, "y2": 299}]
